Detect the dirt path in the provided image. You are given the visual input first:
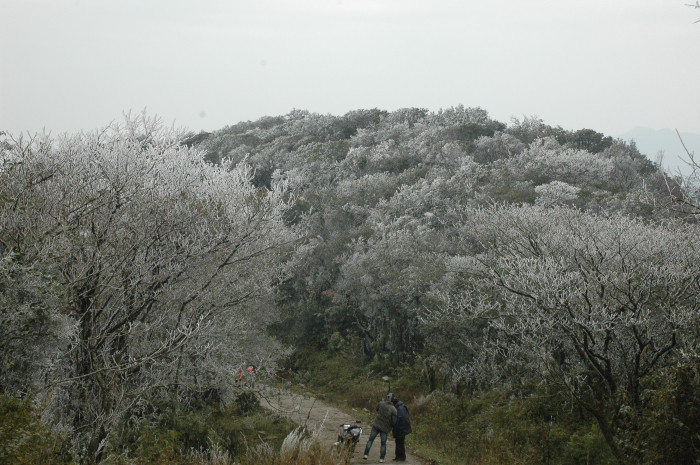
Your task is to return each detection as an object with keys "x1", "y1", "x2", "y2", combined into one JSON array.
[{"x1": 258, "y1": 385, "x2": 427, "y2": 464}]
